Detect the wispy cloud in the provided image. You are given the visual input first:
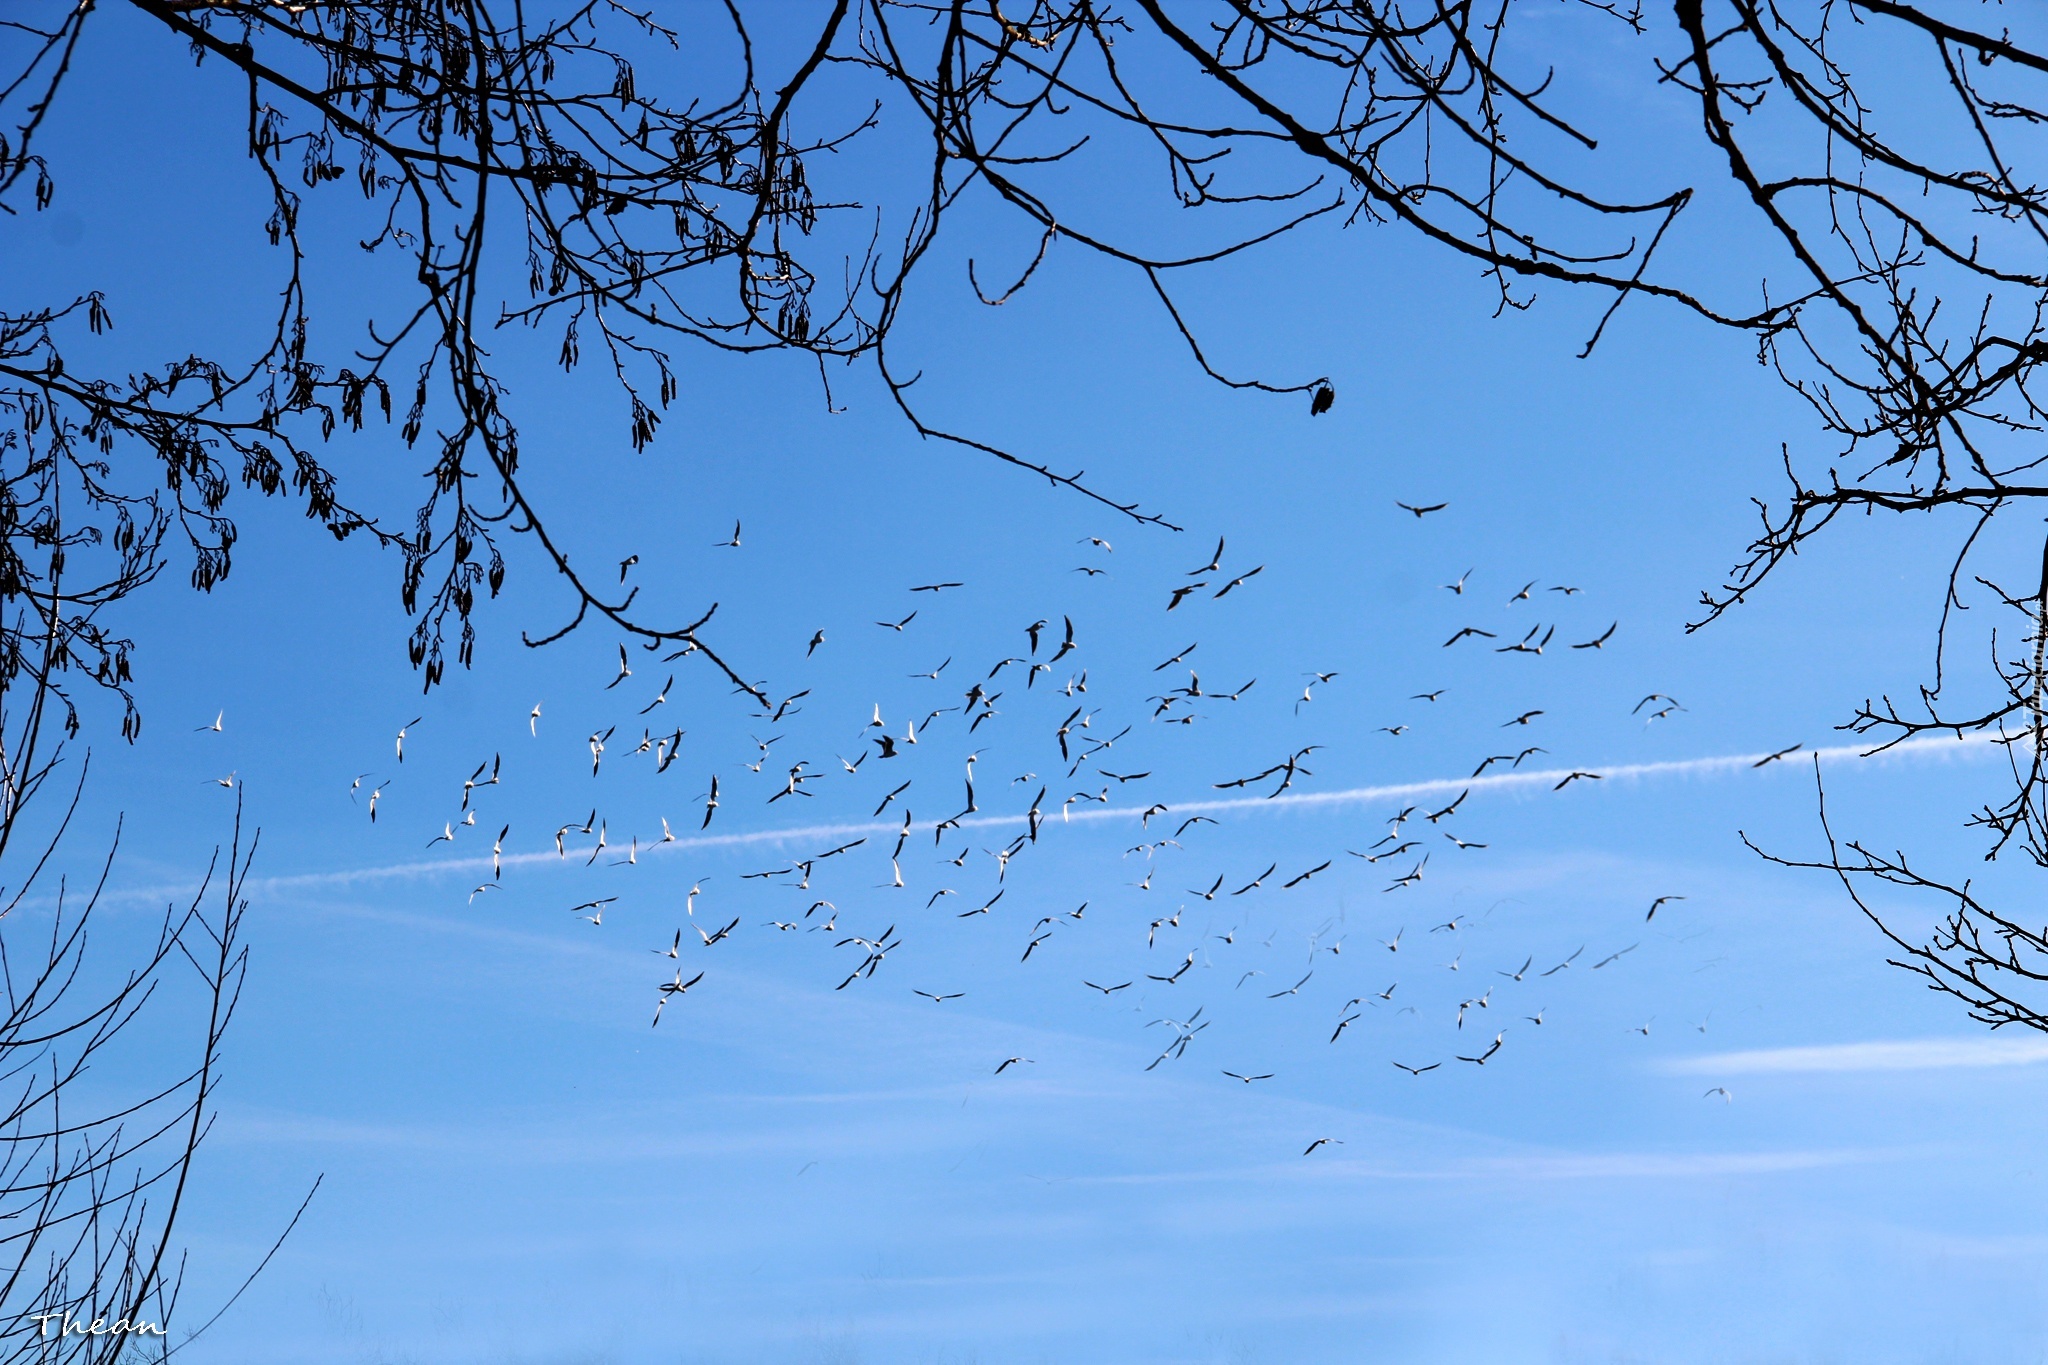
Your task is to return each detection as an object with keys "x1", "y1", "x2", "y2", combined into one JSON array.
[
  {"x1": 1666, "y1": 1037, "x2": 2048, "y2": 1075},
  {"x1": 189, "y1": 732, "x2": 1998, "y2": 898},
  {"x1": 1074, "y1": 1146, "x2": 1902, "y2": 1185},
  {"x1": 1447, "y1": 1148, "x2": 1897, "y2": 1179}
]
